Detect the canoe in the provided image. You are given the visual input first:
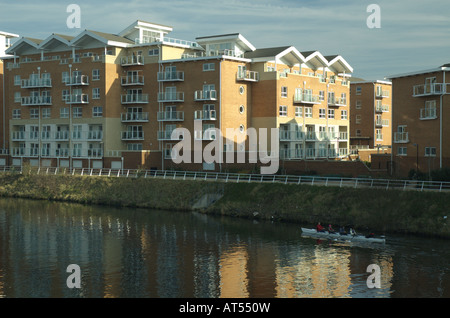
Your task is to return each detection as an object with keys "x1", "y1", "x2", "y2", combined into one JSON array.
[{"x1": 301, "y1": 228, "x2": 386, "y2": 244}]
